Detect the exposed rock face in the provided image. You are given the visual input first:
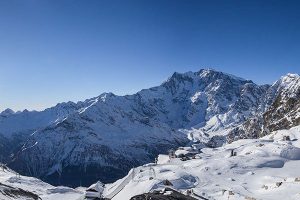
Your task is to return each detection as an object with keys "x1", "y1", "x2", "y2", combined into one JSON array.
[
  {"x1": 263, "y1": 74, "x2": 300, "y2": 133},
  {"x1": 227, "y1": 73, "x2": 300, "y2": 142}
]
